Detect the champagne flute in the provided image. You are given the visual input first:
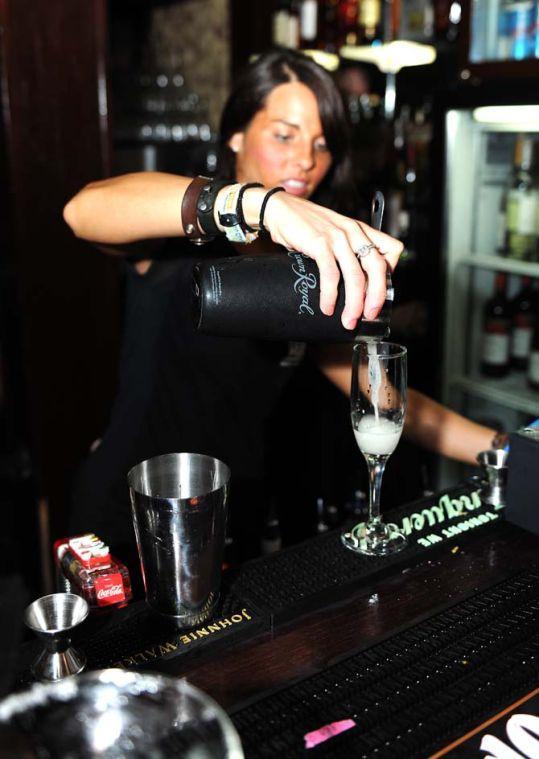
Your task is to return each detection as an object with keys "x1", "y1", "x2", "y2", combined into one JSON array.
[{"x1": 342, "y1": 341, "x2": 407, "y2": 556}]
